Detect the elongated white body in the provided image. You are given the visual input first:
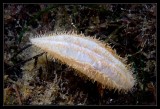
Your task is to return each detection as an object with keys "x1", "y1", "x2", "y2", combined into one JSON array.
[{"x1": 30, "y1": 33, "x2": 135, "y2": 92}]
